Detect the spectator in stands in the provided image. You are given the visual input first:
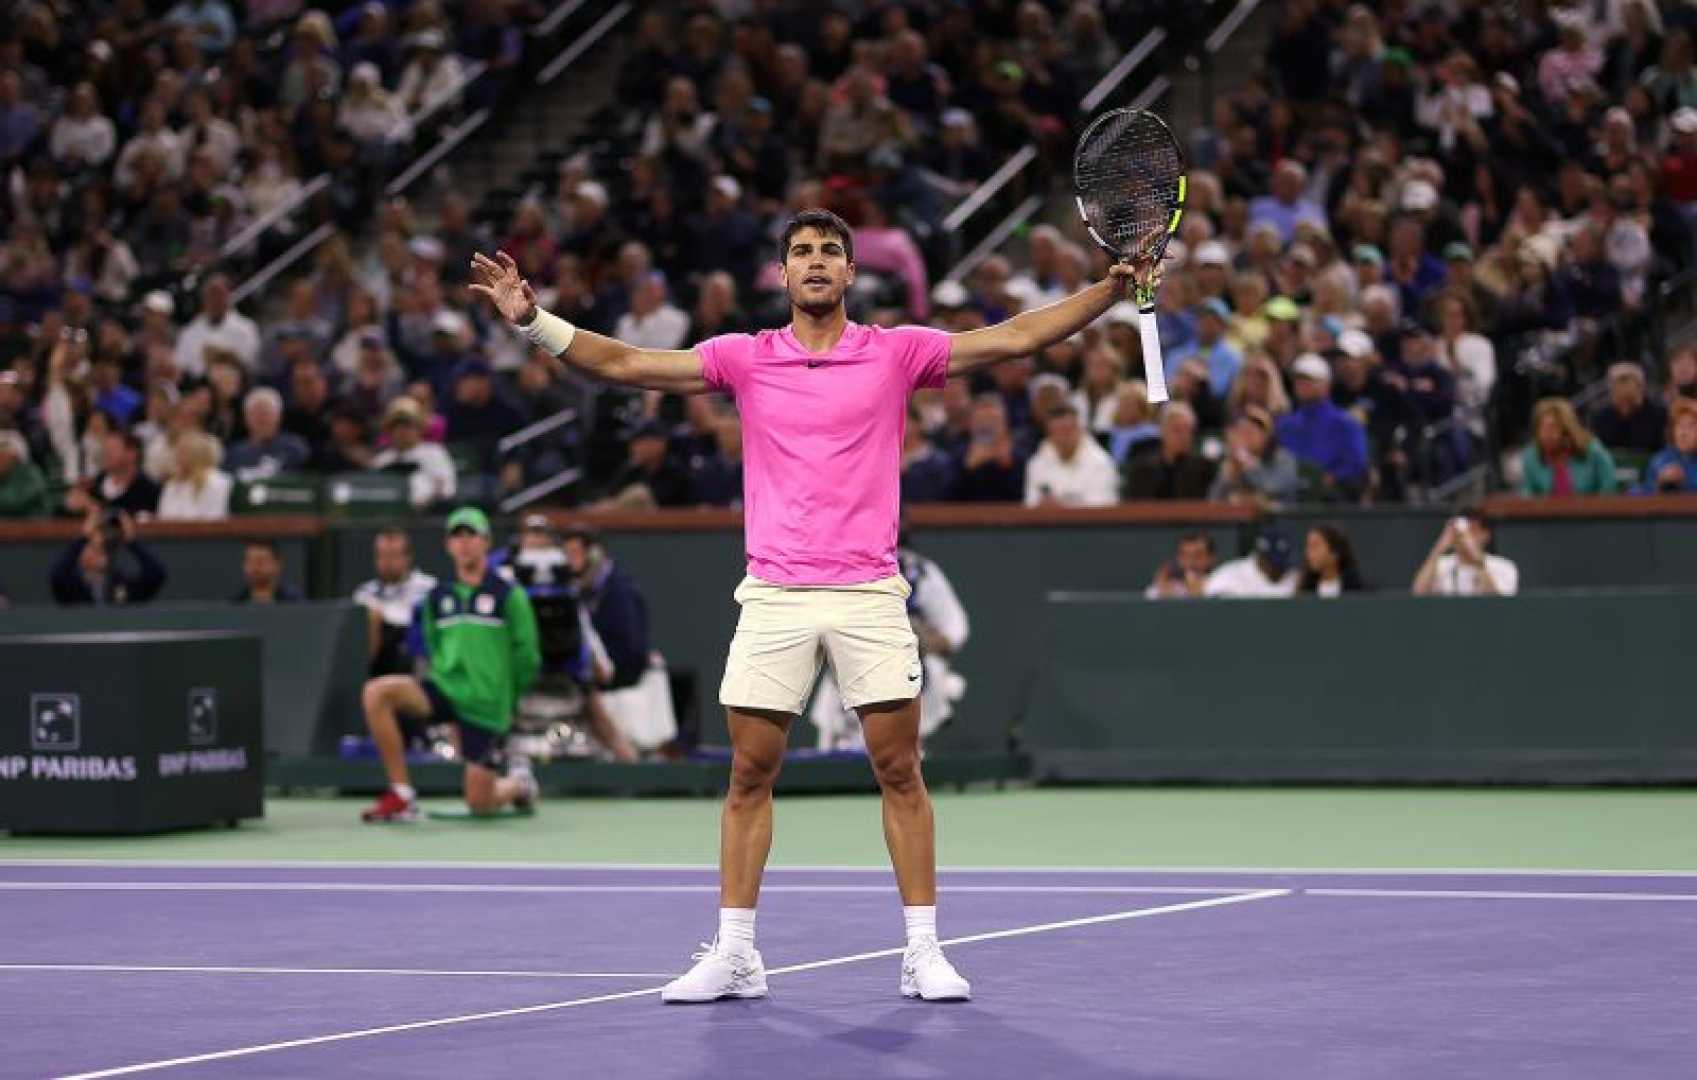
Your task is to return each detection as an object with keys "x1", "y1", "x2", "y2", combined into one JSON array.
[
  {"x1": 1391, "y1": 322, "x2": 1466, "y2": 482},
  {"x1": 372, "y1": 396, "x2": 456, "y2": 509},
  {"x1": 445, "y1": 360, "x2": 523, "y2": 474},
  {"x1": 1145, "y1": 531, "x2": 1217, "y2": 601},
  {"x1": 1248, "y1": 160, "x2": 1326, "y2": 244},
  {"x1": 1227, "y1": 353, "x2": 1292, "y2": 420},
  {"x1": 1103, "y1": 380, "x2": 1159, "y2": 464},
  {"x1": 355, "y1": 527, "x2": 437, "y2": 678},
  {"x1": 598, "y1": 418, "x2": 690, "y2": 509},
  {"x1": 1591, "y1": 362, "x2": 1667, "y2": 455},
  {"x1": 51, "y1": 82, "x2": 116, "y2": 170},
  {"x1": 67, "y1": 429, "x2": 160, "y2": 518},
  {"x1": 614, "y1": 271, "x2": 689, "y2": 350},
  {"x1": 1433, "y1": 292, "x2": 1497, "y2": 443},
  {"x1": 157, "y1": 431, "x2": 231, "y2": 521},
  {"x1": 1024, "y1": 404, "x2": 1117, "y2": 507},
  {"x1": 1278, "y1": 354, "x2": 1369, "y2": 501},
  {"x1": 226, "y1": 388, "x2": 310, "y2": 482},
  {"x1": 1071, "y1": 341, "x2": 1124, "y2": 432},
  {"x1": 1205, "y1": 528, "x2": 1297, "y2": 599},
  {"x1": 1518, "y1": 397, "x2": 1619, "y2": 496},
  {"x1": 396, "y1": 28, "x2": 465, "y2": 118},
  {"x1": 50, "y1": 509, "x2": 167, "y2": 605},
  {"x1": 1209, "y1": 405, "x2": 1301, "y2": 507},
  {"x1": 691, "y1": 413, "x2": 745, "y2": 507},
  {"x1": 1665, "y1": 345, "x2": 1697, "y2": 406},
  {"x1": 956, "y1": 394, "x2": 1024, "y2": 501},
  {"x1": 900, "y1": 403, "x2": 955, "y2": 504},
  {"x1": 0, "y1": 428, "x2": 48, "y2": 517},
  {"x1": 1413, "y1": 511, "x2": 1520, "y2": 596},
  {"x1": 1297, "y1": 525, "x2": 1367, "y2": 597},
  {"x1": 1169, "y1": 298, "x2": 1243, "y2": 395},
  {"x1": 174, "y1": 274, "x2": 259, "y2": 378},
  {"x1": 165, "y1": 0, "x2": 237, "y2": 55},
  {"x1": 231, "y1": 538, "x2": 301, "y2": 604},
  {"x1": 1639, "y1": 397, "x2": 1697, "y2": 494},
  {"x1": 1124, "y1": 402, "x2": 1215, "y2": 501}
]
